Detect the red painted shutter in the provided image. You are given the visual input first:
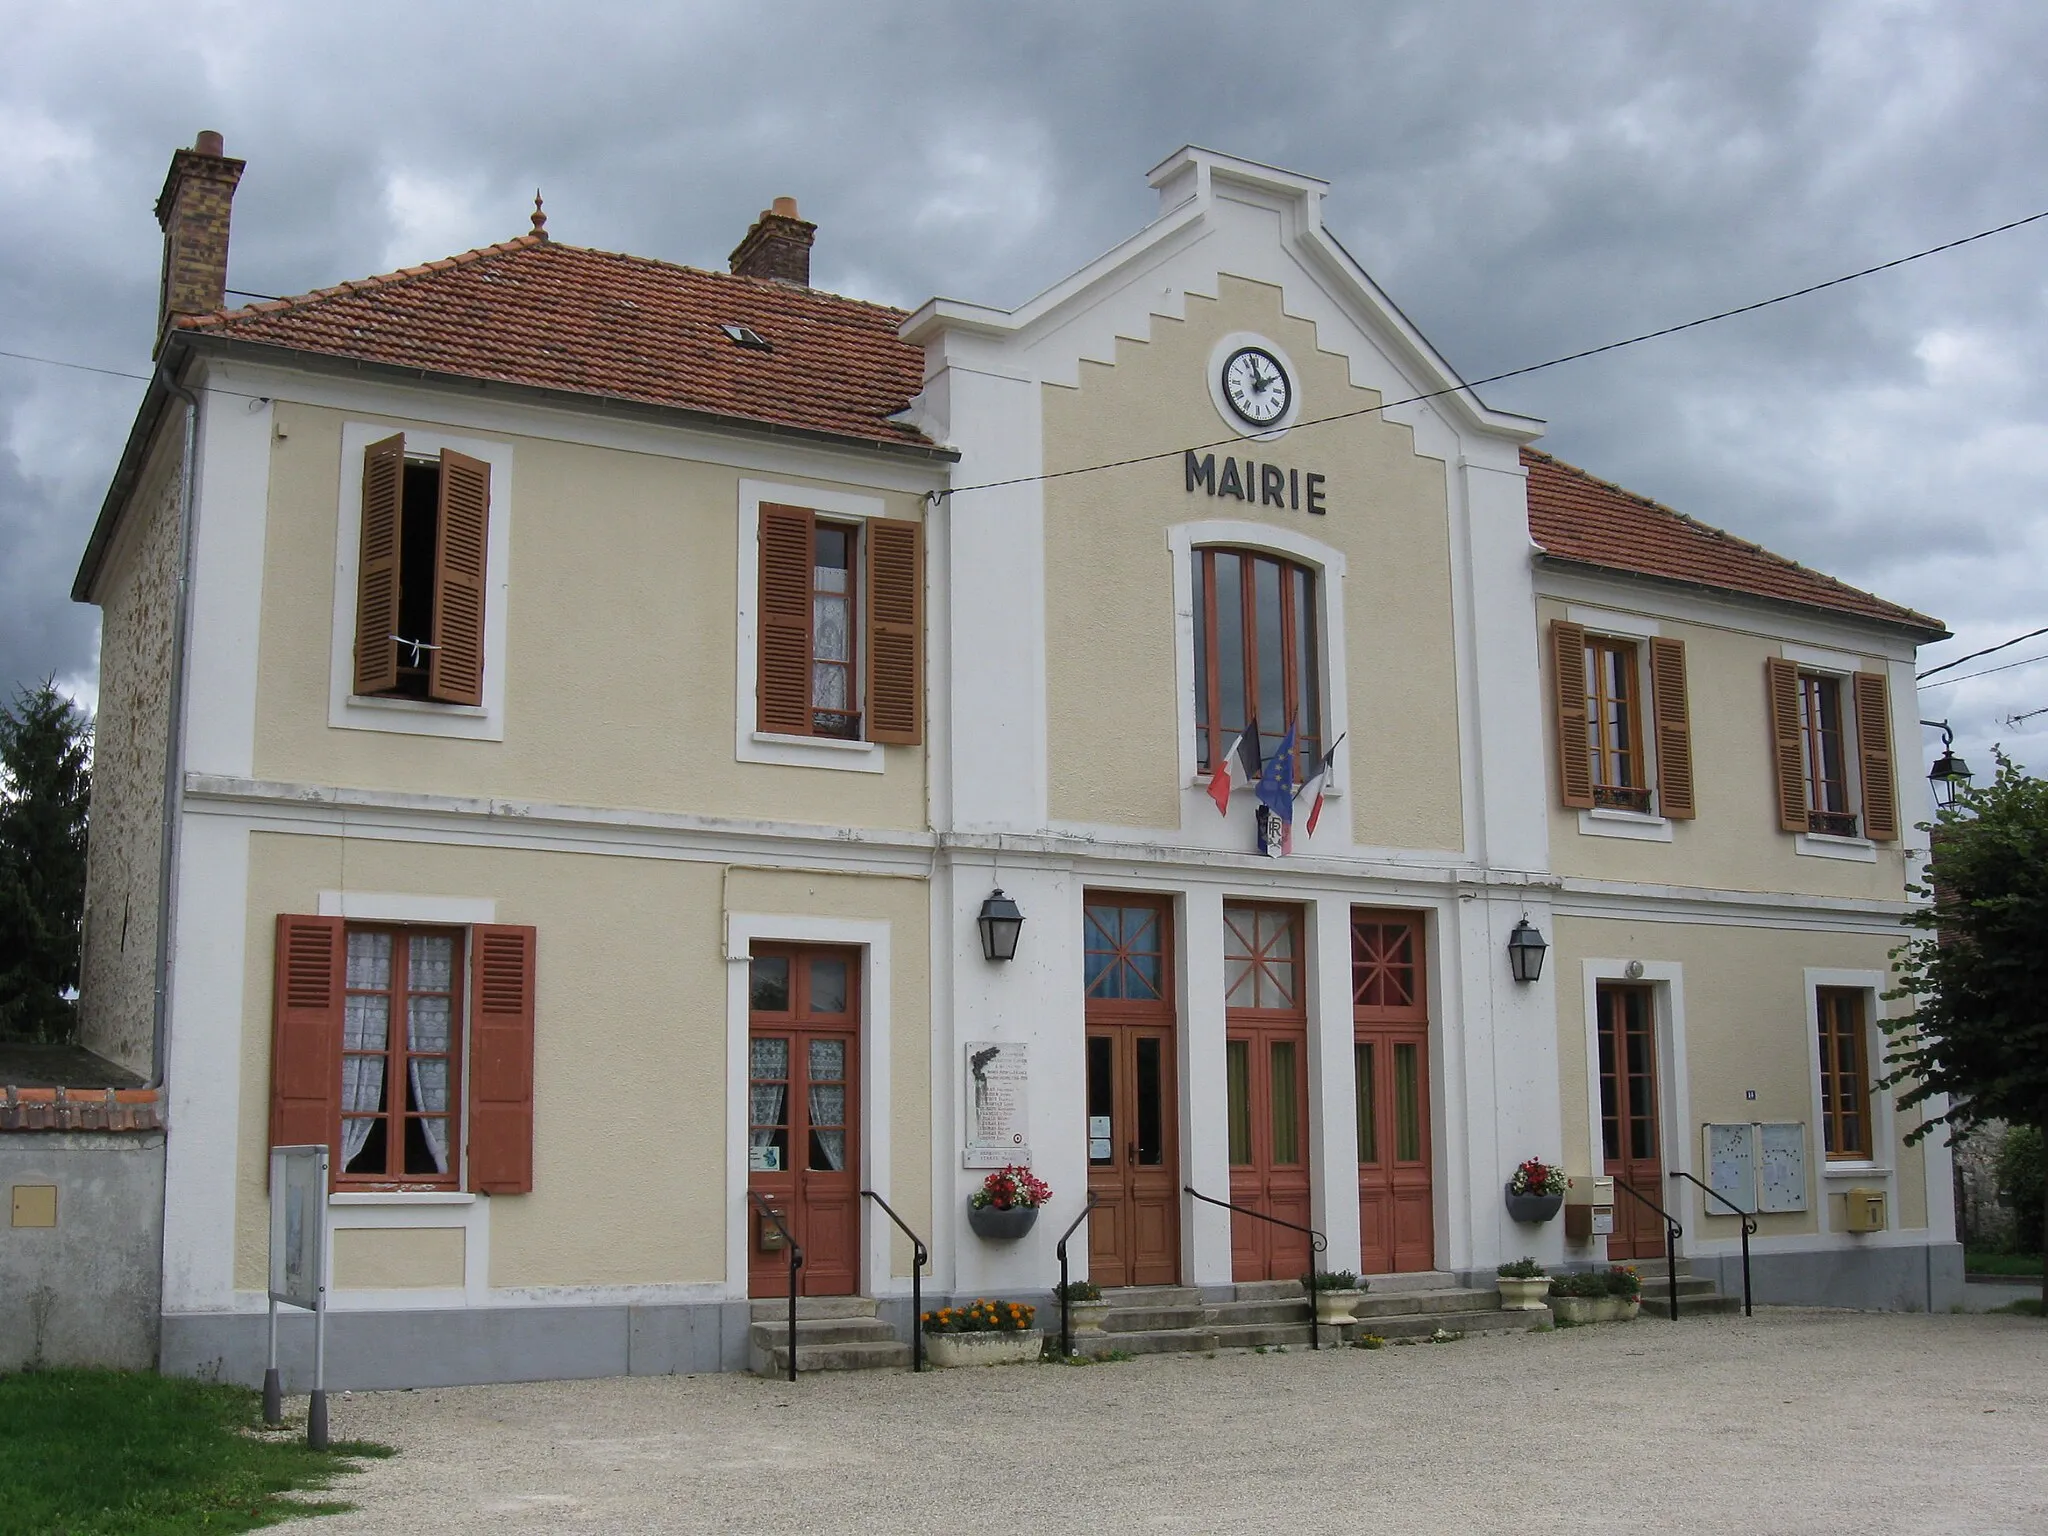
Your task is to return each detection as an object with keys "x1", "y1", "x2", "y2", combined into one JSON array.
[
  {"x1": 468, "y1": 924, "x2": 537, "y2": 1194},
  {"x1": 865, "y1": 517, "x2": 923, "y2": 745},
  {"x1": 1766, "y1": 657, "x2": 1808, "y2": 833},
  {"x1": 758, "y1": 504, "x2": 814, "y2": 735},
  {"x1": 271, "y1": 915, "x2": 344, "y2": 1162},
  {"x1": 353, "y1": 435, "x2": 405, "y2": 695},
  {"x1": 428, "y1": 448, "x2": 490, "y2": 707},
  {"x1": 1649, "y1": 637, "x2": 1696, "y2": 820},
  {"x1": 1550, "y1": 621, "x2": 1593, "y2": 809},
  {"x1": 1853, "y1": 671, "x2": 1899, "y2": 841}
]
